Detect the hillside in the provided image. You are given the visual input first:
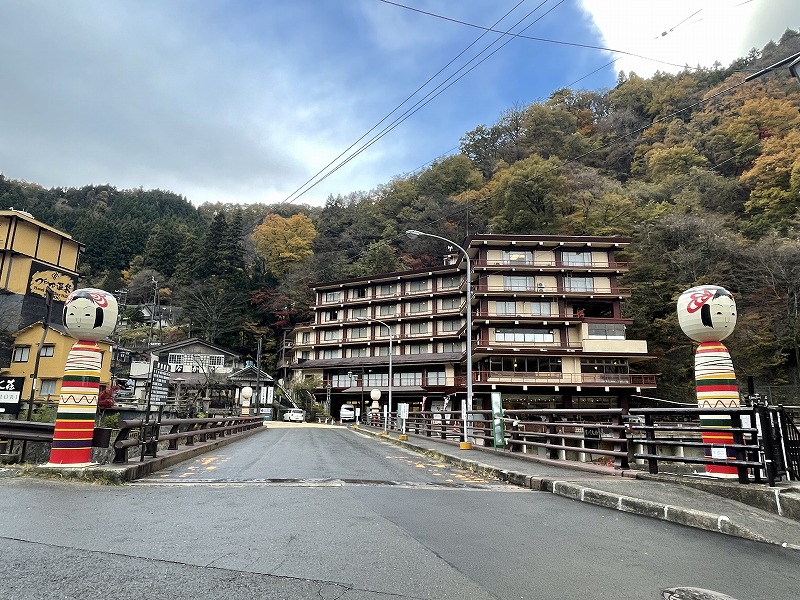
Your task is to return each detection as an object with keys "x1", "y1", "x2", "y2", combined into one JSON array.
[{"x1": 2, "y1": 29, "x2": 800, "y2": 402}]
